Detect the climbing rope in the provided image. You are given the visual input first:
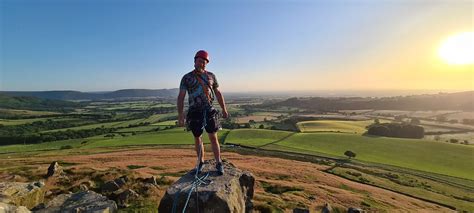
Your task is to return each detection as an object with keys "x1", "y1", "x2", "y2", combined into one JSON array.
[{"x1": 172, "y1": 109, "x2": 212, "y2": 213}]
